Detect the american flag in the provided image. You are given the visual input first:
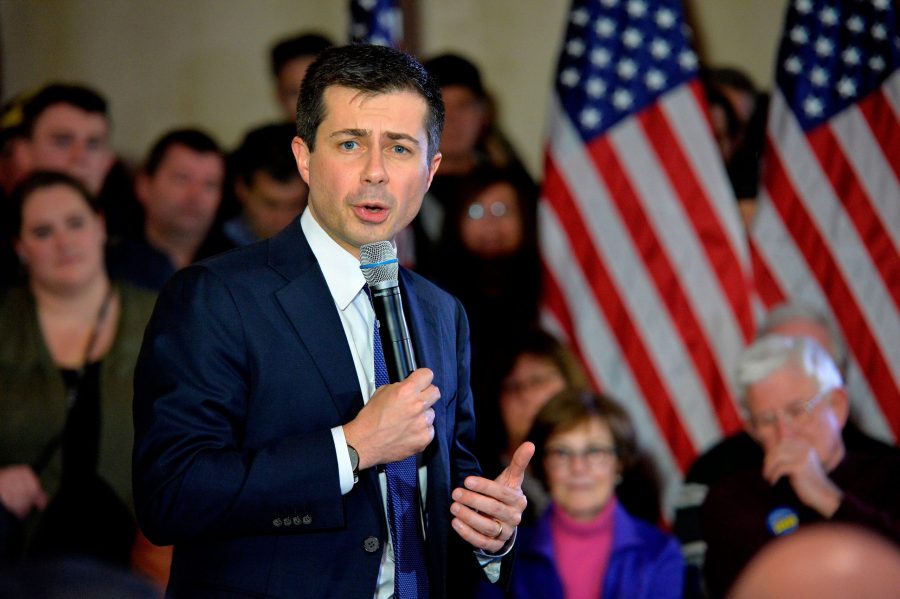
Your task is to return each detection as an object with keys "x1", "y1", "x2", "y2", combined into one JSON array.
[
  {"x1": 539, "y1": 0, "x2": 755, "y2": 510},
  {"x1": 752, "y1": 0, "x2": 899, "y2": 441},
  {"x1": 349, "y1": 0, "x2": 402, "y2": 48}
]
